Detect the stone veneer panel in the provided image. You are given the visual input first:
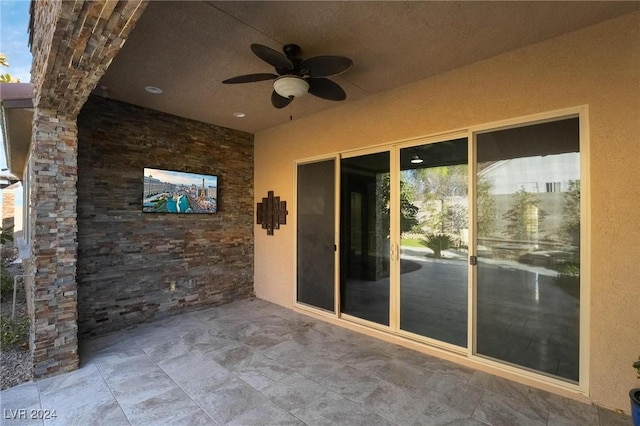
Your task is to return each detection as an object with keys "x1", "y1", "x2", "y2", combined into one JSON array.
[
  {"x1": 27, "y1": 0, "x2": 149, "y2": 378},
  {"x1": 29, "y1": 0, "x2": 148, "y2": 116},
  {"x1": 28, "y1": 108, "x2": 80, "y2": 377},
  {"x1": 76, "y1": 96, "x2": 254, "y2": 337}
]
